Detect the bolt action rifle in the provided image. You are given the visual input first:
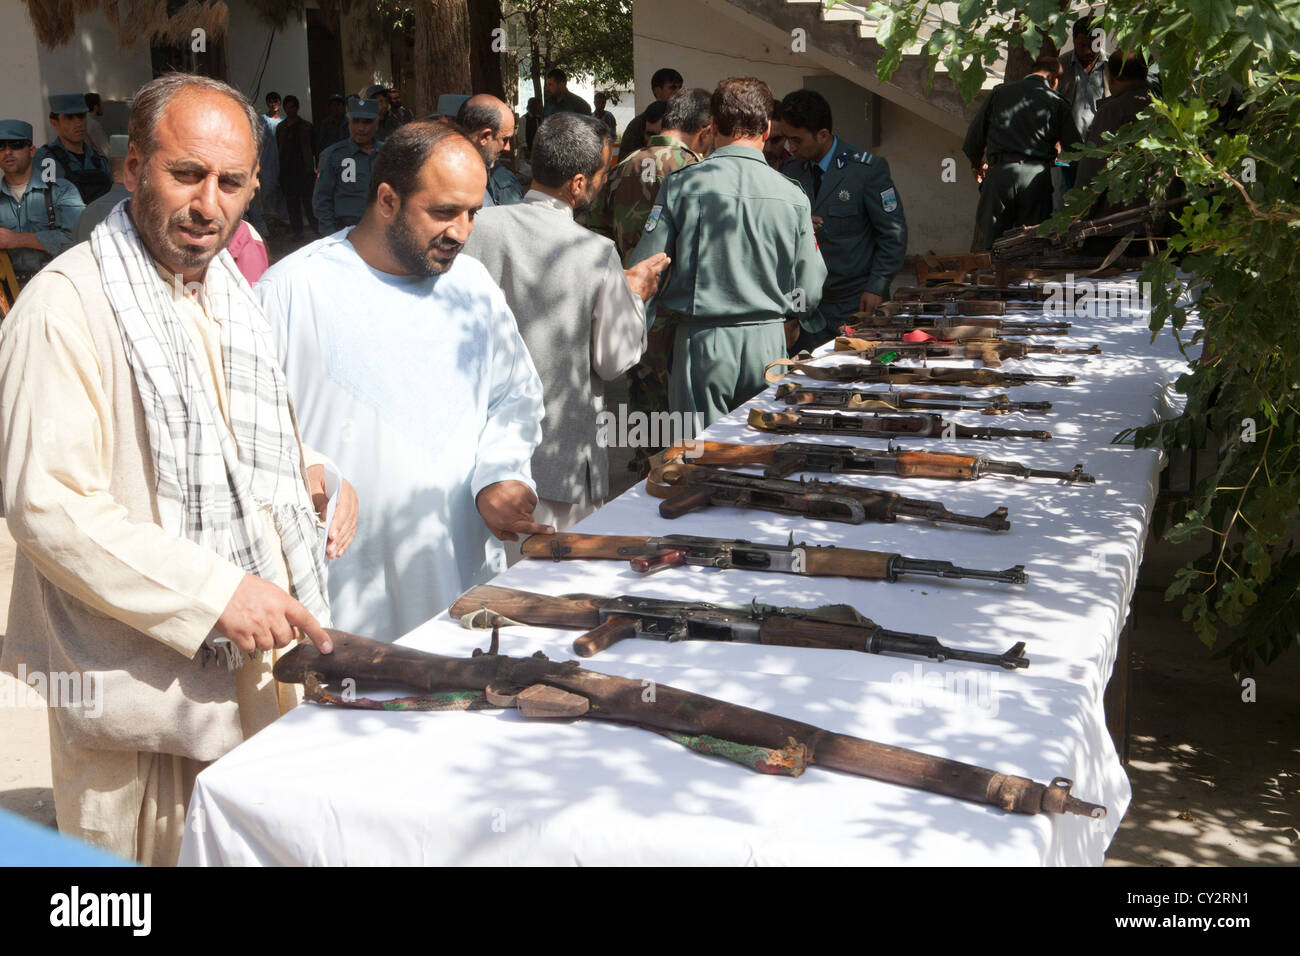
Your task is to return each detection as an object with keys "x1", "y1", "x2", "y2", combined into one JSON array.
[
  {"x1": 521, "y1": 531, "x2": 1027, "y2": 584},
  {"x1": 274, "y1": 631, "x2": 1106, "y2": 817},
  {"x1": 832, "y1": 336, "x2": 1100, "y2": 369},
  {"x1": 764, "y1": 356, "x2": 1076, "y2": 387},
  {"x1": 446, "y1": 584, "x2": 1030, "y2": 670},
  {"x1": 774, "y1": 383, "x2": 1052, "y2": 415},
  {"x1": 747, "y1": 408, "x2": 1051, "y2": 441},
  {"x1": 659, "y1": 439, "x2": 1092, "y2": 482},
  {"x1": 646, "y1": 461, "x2": 1012, "y2": 531}
]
